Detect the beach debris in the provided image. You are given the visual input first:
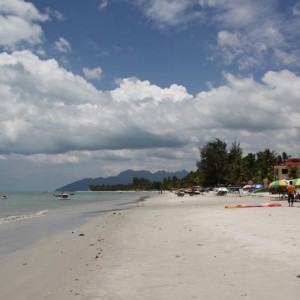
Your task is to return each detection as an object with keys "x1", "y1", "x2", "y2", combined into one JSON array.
[
  {"x1": 78, "y1": 233, "x2": 85, "y2": 236},
  {"x1": 22, "y1": 262, "x2": 27, "y2": 266},
  {"x1": 297, "y1": 274, "x2": 300, "y2": 278}
]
